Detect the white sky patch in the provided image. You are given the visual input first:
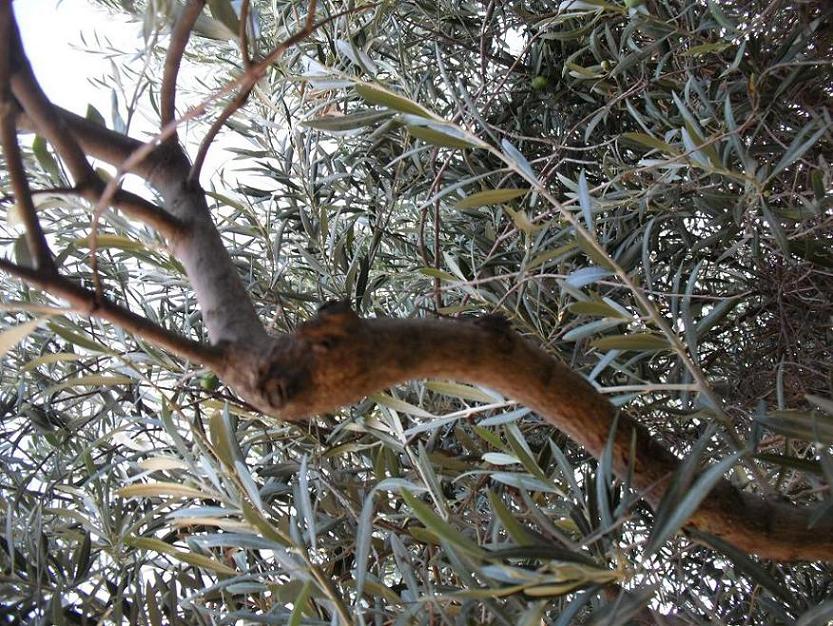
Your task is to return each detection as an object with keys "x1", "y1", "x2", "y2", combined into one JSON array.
[
  {"x1": 14, "y1": 0, "x2": 265, "y2": 192},
  {"x1": 504, "y1": 27, "x2": 527, "y2": 58},
  {"x1": 15, "y1": 0, "x2": 139, "y2": 116}
]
